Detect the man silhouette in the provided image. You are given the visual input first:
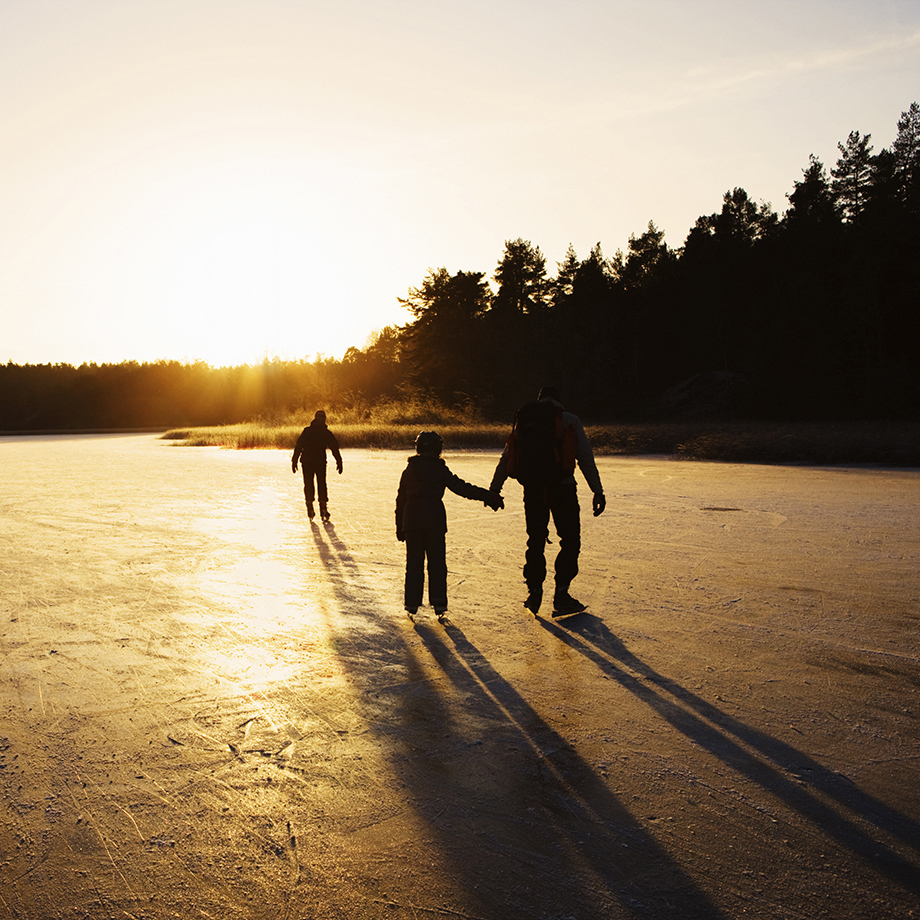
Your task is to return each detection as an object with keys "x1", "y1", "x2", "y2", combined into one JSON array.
[
  {"x1": 490, "y1": 386, "x2": 605, "y2": 617},
  {"x1": 292, "y1": 410, "x2": 343, "y2": 521}
]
